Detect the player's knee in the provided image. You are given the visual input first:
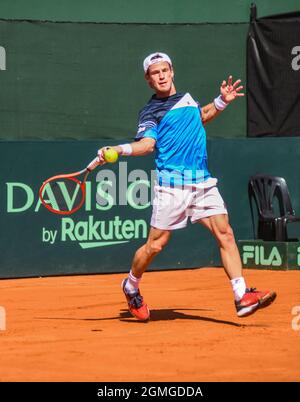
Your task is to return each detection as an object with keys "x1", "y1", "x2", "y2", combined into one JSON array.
[
  {"x1": 217, "y1": 225, "x2": 235, "y2": 248},
  {"x1": 147, "y1": 238, "x2": 168, "y2": 256}
]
